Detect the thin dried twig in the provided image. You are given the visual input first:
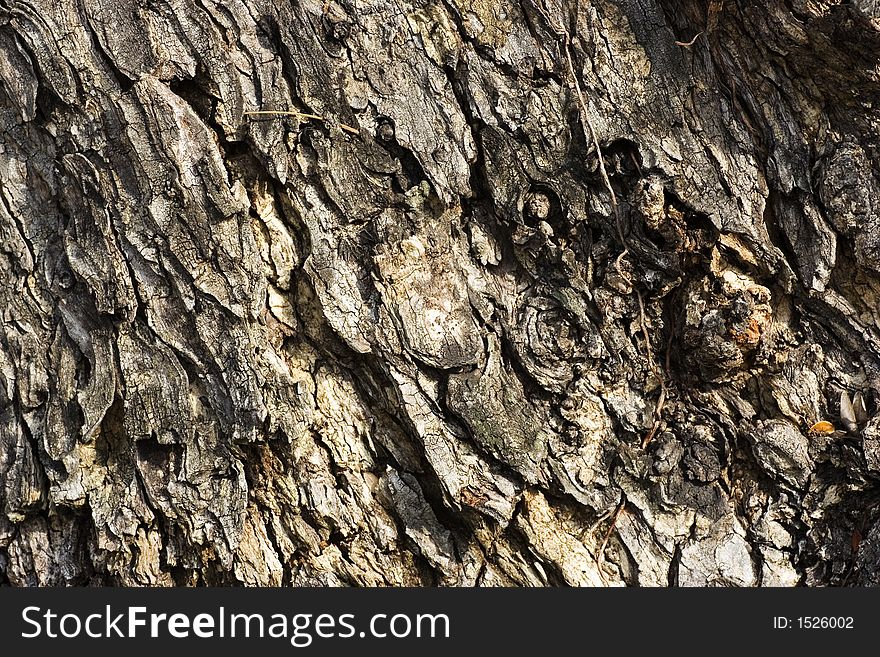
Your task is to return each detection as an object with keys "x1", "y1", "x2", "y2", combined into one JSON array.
[
  {"x1": 534, "y1": 2, "x2": 670, "y2": 577},
  {"x1": 599, "y1": 497, "x2": 626, "y2": 557},
  {"x1": 675, "y1": 32, "x2": 703, "y2": 48},
  {"x1": 638, "y1": 288, "x2": 668, "y2": 448},
  {"x1": 595, "y1": 495, "x2": 626, "y2": 585},
  {"x1": 534, "y1": 2, "x2": 624, "y2": 247},
  {"x1": 534, "y1": 0, "x2": 668, "y2": 449},
  {"x1": 243, "y1": 110, "x2": 360, "y2": 135}
]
